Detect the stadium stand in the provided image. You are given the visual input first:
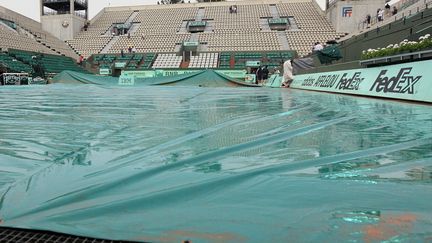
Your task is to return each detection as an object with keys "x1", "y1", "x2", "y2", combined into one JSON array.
[
  {"x1": 66, "y1": 10, "x2": 134, "y2": 58},
  {"x1": 152, "y1": 53, "x2": 183, "y2": 68},
  {"x1": 277, "y1": 2, "x2": 343, "y2": 56},
  {"x1": 0, "y1": 6, "x2": 79, "y2": 59},
  {"x1": 66, "y1": 0, "x2": 343, "y2": 62},
  {"x1": 0, "y1": 52, "x2": 33, "y2": 73},
  {"x1": 0, "y1": 0, "x2": 348, "y2": 73},
  {"x1": 189, "y1": 53, "x2": 219, "y2": 68},
  {"x1": 7, "y1": 49, "x2": 88, "y2": 74}
]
